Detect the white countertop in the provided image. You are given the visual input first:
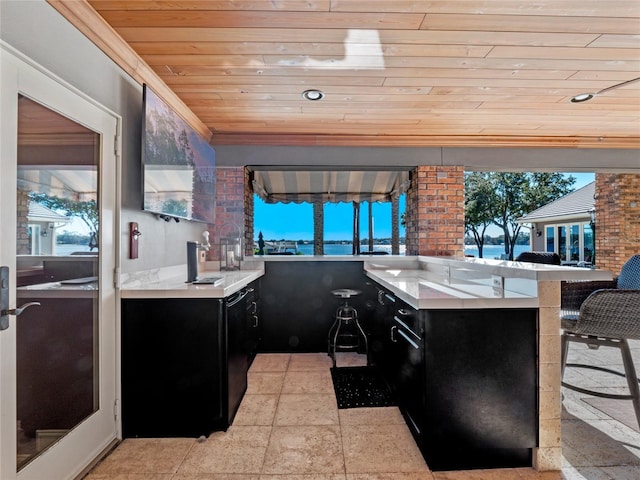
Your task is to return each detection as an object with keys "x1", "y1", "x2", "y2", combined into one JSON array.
[
  {"x1": 365, "y1": 256, "x2": 613, "y2": 310},
  {"x1": 119, "y1": 268, "x2": 264, "y2": 299}
]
